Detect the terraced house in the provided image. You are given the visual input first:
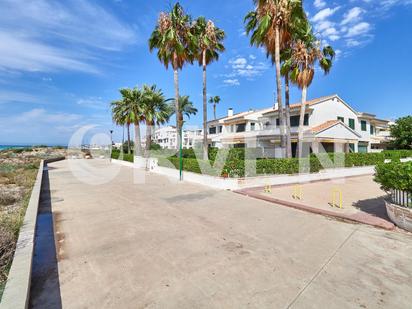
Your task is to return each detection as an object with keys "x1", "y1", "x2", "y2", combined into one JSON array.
[{"x1": 204, "y1": 95, "x2": 391, "y2": 156}]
